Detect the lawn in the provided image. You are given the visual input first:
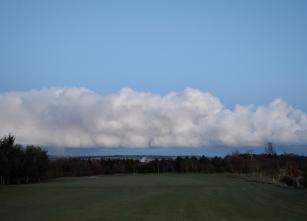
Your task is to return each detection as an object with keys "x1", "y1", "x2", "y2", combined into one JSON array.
[{"x1": 0, "y1": 174, "x2": 307, "y2": 221}]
